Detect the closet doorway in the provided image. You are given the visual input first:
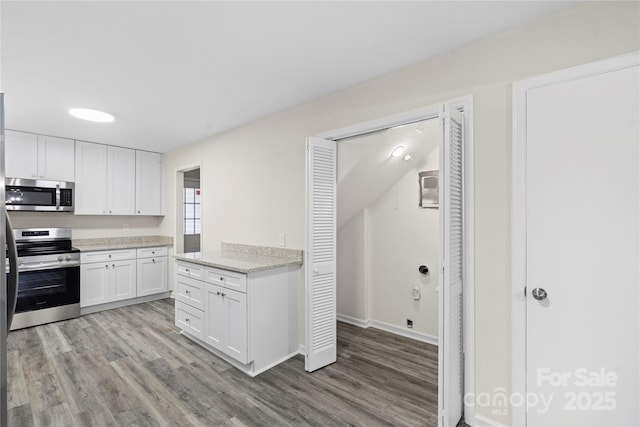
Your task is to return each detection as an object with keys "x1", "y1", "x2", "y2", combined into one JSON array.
[
  {"x1": 335, "y1": 117, "x2": 441, "y2": 345},
  {"x1": 305, "y1": 98, "x2": 475, "y2": 427}
]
